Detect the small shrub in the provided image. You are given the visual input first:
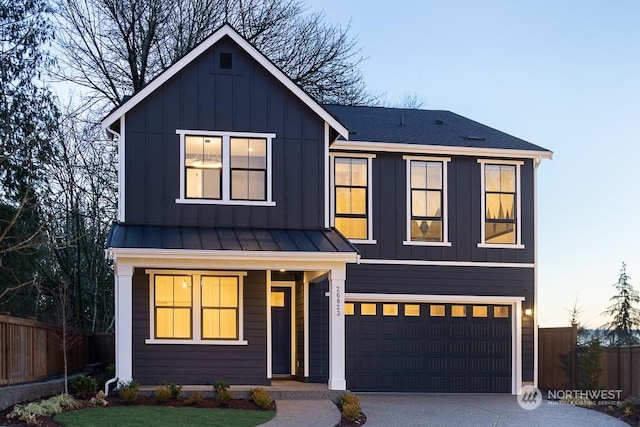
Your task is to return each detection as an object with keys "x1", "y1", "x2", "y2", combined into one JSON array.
[
  {"x1": 342, "y1": 401, "x2": 361, "y2": 421},
  {"x1": 250, "y1": 387, "x2": 273, "y2": 409},
  {"x1": 212, "y1": 381, "x2": 230, "y2": 393},
  {"x1": 8, "y1": 394, "x2": 79, "y2": 424},
  {"x1": 119, "y1": 380, "x2": 139, "y2": 404},
  {"x1": 154, "y1": 385, "x2": 171, "y2": 402},
  {"x1": 216, "y1": 389, "x2": 233, "y2": 406},
  {"x1": 339, "y1": 392, "x2": 360, "y2": 407},
  {"x1": 70, "y1": 375, "x2": 98, "y2": 398},
  {"x1": 167, "y1": 382, "x2": 182, "y2": 399},
  {"x1": 185, "y1": 391, "x2": 204, "y2": 406},
  {"x1": 89, "y1": 390, "x2": 108, "y2": 406},
  {"x1": 105, "y1": 364, "x2": 115, "y2": 379}
]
